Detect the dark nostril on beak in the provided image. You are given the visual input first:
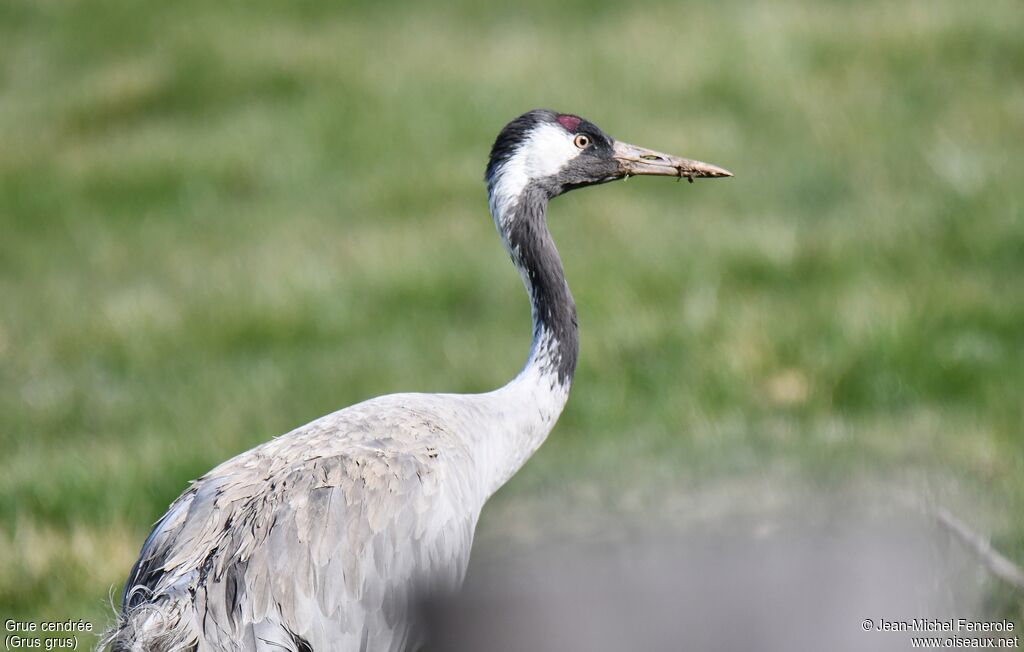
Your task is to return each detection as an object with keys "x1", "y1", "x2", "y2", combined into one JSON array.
[{"x1": 640, "y1": 154, "x2": 665, "y2": 161}]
